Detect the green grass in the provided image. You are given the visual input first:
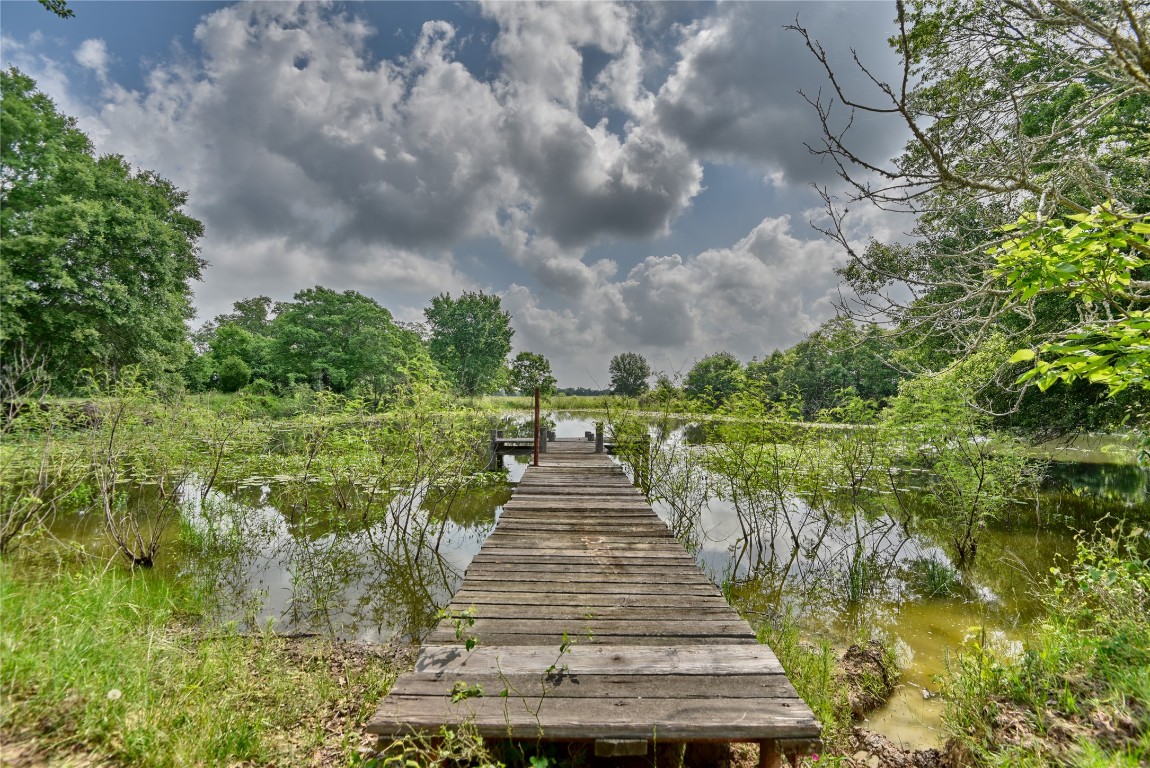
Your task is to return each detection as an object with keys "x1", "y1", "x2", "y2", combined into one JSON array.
[
  {"x1": 754, "y1": 616, "x2": 853, "y2": 752},
  {"x1": 0, "y1": 563, "x2": 405, "y2": 766},
  {"x1": 942, "y1": 530, "x2": 1150, "y2": 766}
]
